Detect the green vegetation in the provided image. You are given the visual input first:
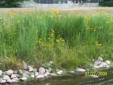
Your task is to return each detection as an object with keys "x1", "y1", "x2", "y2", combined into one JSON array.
[
  {"x1": 100, "y1": 0, "x2": 113, "y2": 7},
  {"x1": 0, "y1": 0, "x2": 23, "y2": 7},
  {"x1": 0, "y1": 10, "x2": 113, "y2": 70}
]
